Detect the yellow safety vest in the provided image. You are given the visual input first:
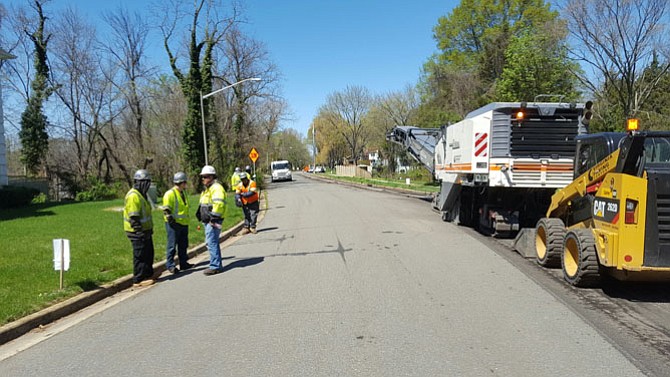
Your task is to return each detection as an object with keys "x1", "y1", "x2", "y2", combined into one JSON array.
[
  {"x1": 230, "y1": 173, "x2": 241, "y2": 190},
  {"x1": 123, "y1": 188, "x2": 153, "y2": 232},
  {"x1": 162, "y1": 187, "x2": 190, "y2": 226},
  {"x1": 199, "y1": 181, "x2": 226, "y2": 218}
]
